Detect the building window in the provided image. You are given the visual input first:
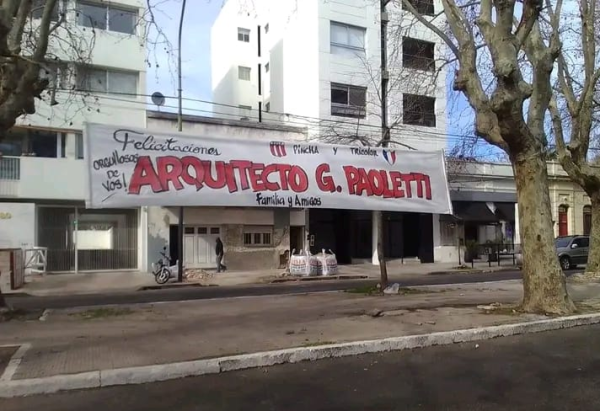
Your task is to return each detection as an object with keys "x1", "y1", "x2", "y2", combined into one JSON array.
[
  {"x1": 238, "y1": 27, "x2": 250, "y2": 42},
  {"x1": 238, "y1": 66, "x2": 251, "y2": 81},
  {"x1": 77, "y1": 66, "x2": 138, "y2": 96},
  {"x1": 558, "y1": 205, "x2": 569, "y2": 236},
  {"x1": 403, "y1": 37, "x2": 435, "y2": 71},
  {"x1": 331, "y1": 83, "x2": 366, "y2": 118},
  {"x1": 583, "y1": 205, "x2": 592, "y2": 236},
  {"x1": 330, "y1": 21, "x2": 366, "y2": 55},
  {"x1": 243, "y1": 226, "x2": 273, "y2": 246},
  {"x1": 405, "y1": 0, "x2": 435, "y2": 16},
  {"x1": 265, "y1": 62, "x2": 270, "y2": 72},
  {"x1": 31, "y1": 0, "x2": 63, "y2": 21},
  {"x1": 77, "y1": 2, "x2": 137, "y2": 35},
  {"x1": 75, "y1": 133, "x2": 84, "y2": 159},
  {"x1": 403, "y1": 94, "x2": 436, "y2": 127}
]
